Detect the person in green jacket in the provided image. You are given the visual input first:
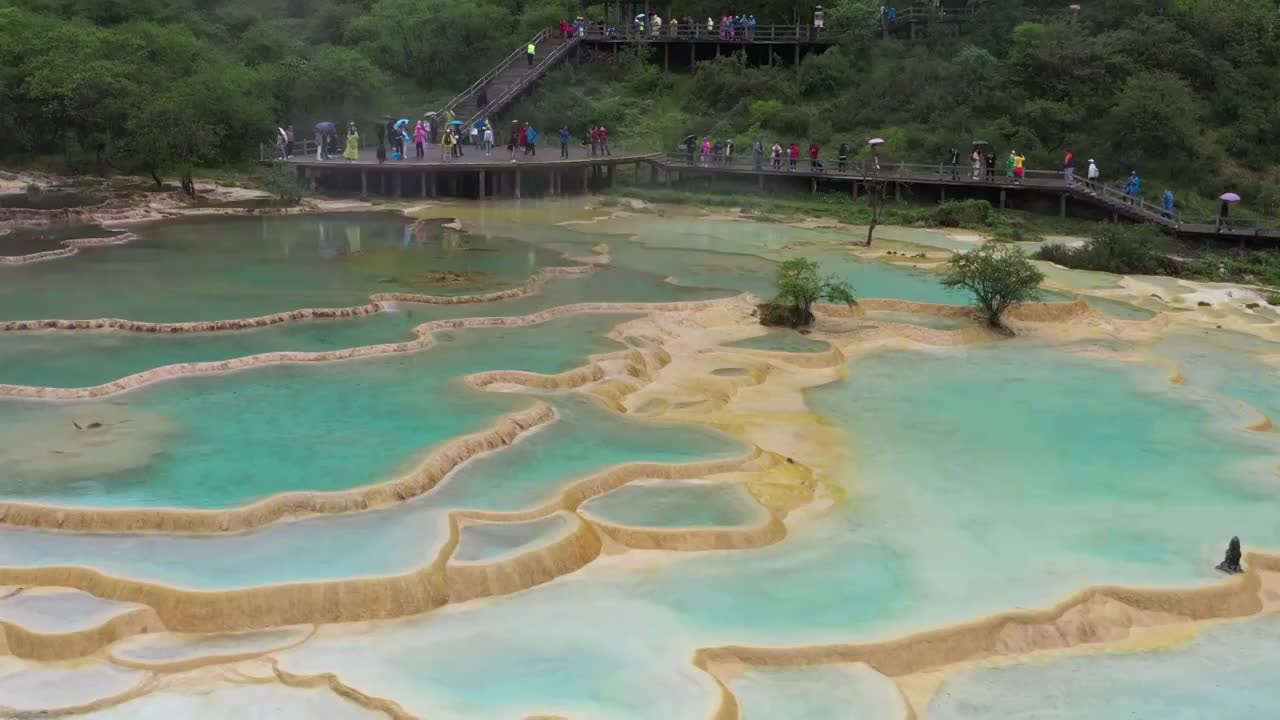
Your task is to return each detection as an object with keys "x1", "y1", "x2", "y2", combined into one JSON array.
[{"x1": 1005, "y1": 150, "x2": 1016, "y2": 182}]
